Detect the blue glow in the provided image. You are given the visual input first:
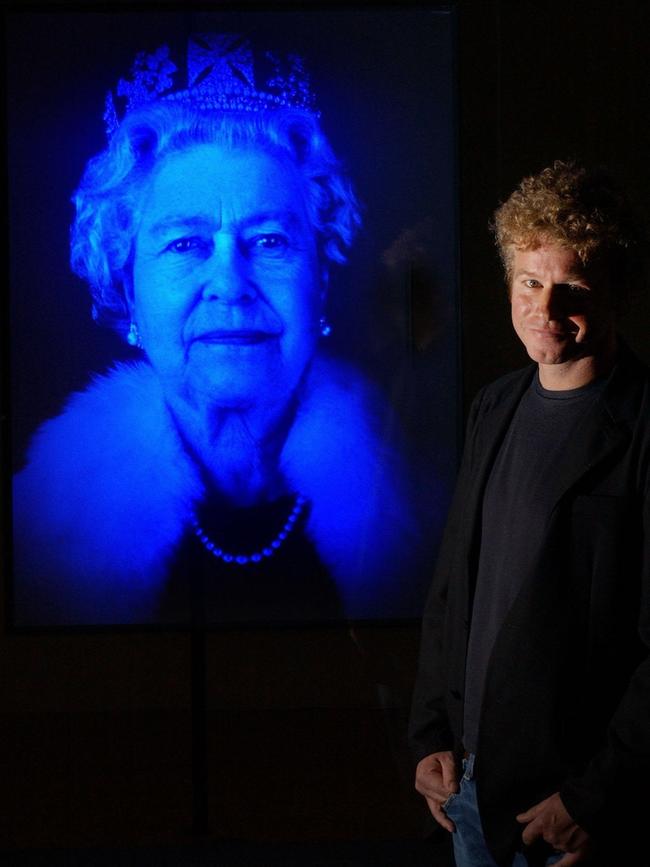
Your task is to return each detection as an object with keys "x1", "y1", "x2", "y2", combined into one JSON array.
[
  {"x1": 130, "y1": 144, "x2": 322, "y2": 423},
  {"x1": 12, "y1": 140, "x2": 424, "y2": 625},
  {"x1": 10, "y1": 16, "x2": 457, "y2": 627},
  {"x1": 12, "y1": 352, "x2": 423, "y2": 624}
]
